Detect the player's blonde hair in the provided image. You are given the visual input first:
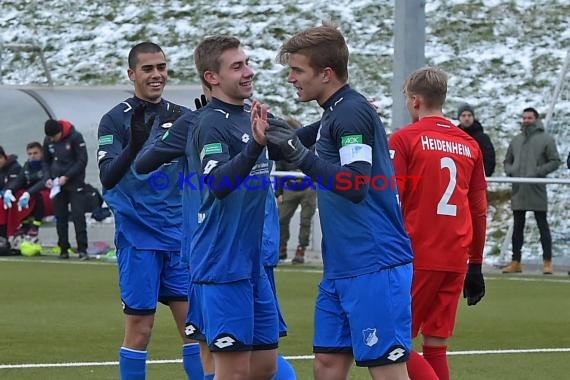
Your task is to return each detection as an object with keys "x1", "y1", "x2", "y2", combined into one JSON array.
[{"x1": 403, "y1": 67, "x2": 448, "y2": 108}]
